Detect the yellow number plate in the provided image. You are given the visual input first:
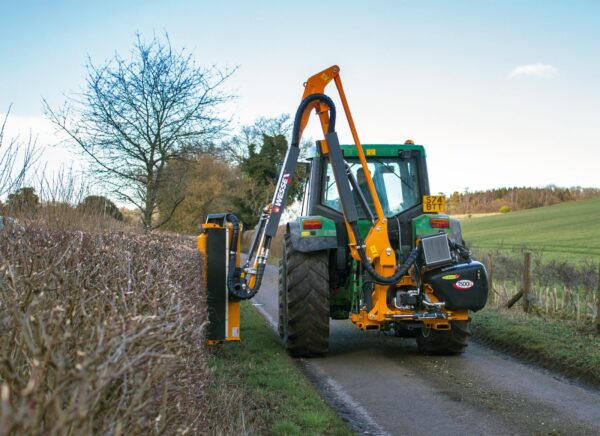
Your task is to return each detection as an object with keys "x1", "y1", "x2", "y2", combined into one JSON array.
[{"x1": 422, "y1": 195, "x2": 445, "y2": 213}]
